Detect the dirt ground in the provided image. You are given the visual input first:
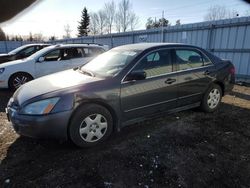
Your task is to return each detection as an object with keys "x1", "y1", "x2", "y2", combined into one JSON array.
[{"x1": 0, "y1": 85, "x2": 250, "y2": 188}]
